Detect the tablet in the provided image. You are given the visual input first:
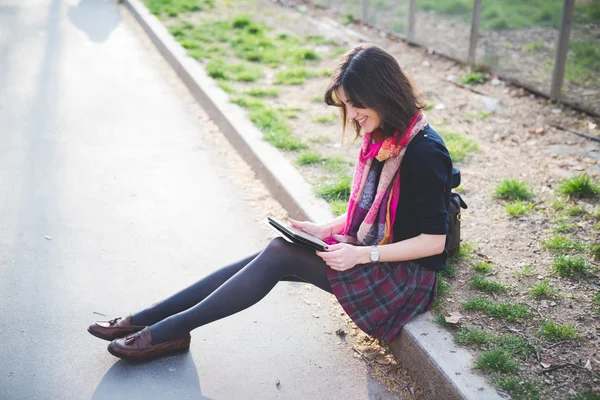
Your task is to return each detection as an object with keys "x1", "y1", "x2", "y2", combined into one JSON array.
[{"x1": 266, "y1": 216, "x2": 329, "y2": 252}]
